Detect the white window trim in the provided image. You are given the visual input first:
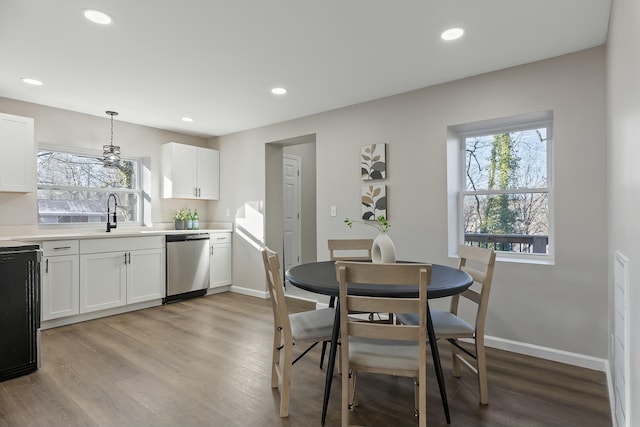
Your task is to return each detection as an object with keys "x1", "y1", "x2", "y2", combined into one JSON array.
[
  {"x1": 447, "y1": 111, "x2": 555, "y2": 265},
  {"x1": 37, "y1": 143, "x2": 144, "y2": 229}
]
